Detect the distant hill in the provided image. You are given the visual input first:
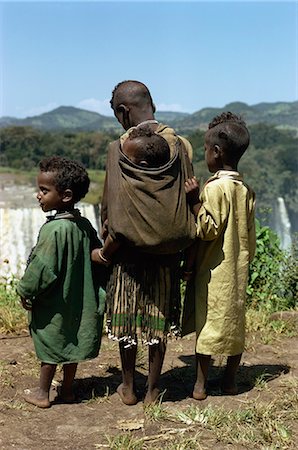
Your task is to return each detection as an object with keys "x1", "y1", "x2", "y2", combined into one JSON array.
[
  {"x1": 0, "y1": 101, "x2": 297, "y2": 132},
  {"x1": 0, "y1": 106, "x2": 119, "y2": 132},
  {"x1": 174, "y1": 101, "x2": 298, "y2": 132}
]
